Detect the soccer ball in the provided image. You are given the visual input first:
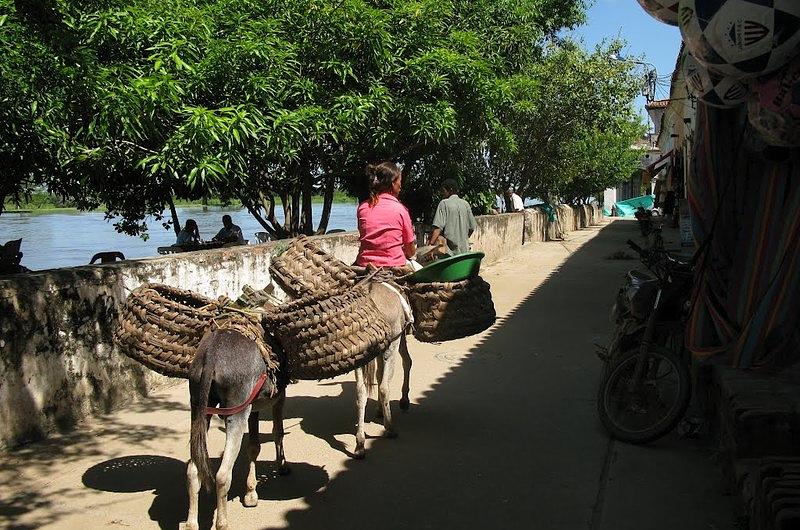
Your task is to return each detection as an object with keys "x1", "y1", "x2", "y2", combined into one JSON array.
[
  {"x1": 679, "y1": 0, "x2": 800, "y2": 79},
  {"x1": 748, "y1": 55, "x2": 800, "y2": 146},
  {"x1": 683, "y1": 53, "x2": 749, "y2": 107},
  {"x1": 636, "y1": 0, "x2": 680, "y2": 26}
]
